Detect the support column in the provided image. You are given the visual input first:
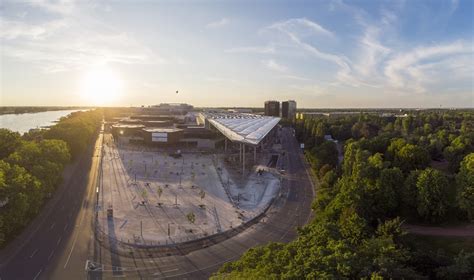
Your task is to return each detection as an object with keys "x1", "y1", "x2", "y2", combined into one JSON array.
[
  {"x1": 239, "y1": 143, "x2": 242, "y2": 163},
  {"x1": 254, "y1": 146, "x2": 257, "y2": 163},
  {"x1": 242, "y1": 144, "x2": 245, "y2": 176}
]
